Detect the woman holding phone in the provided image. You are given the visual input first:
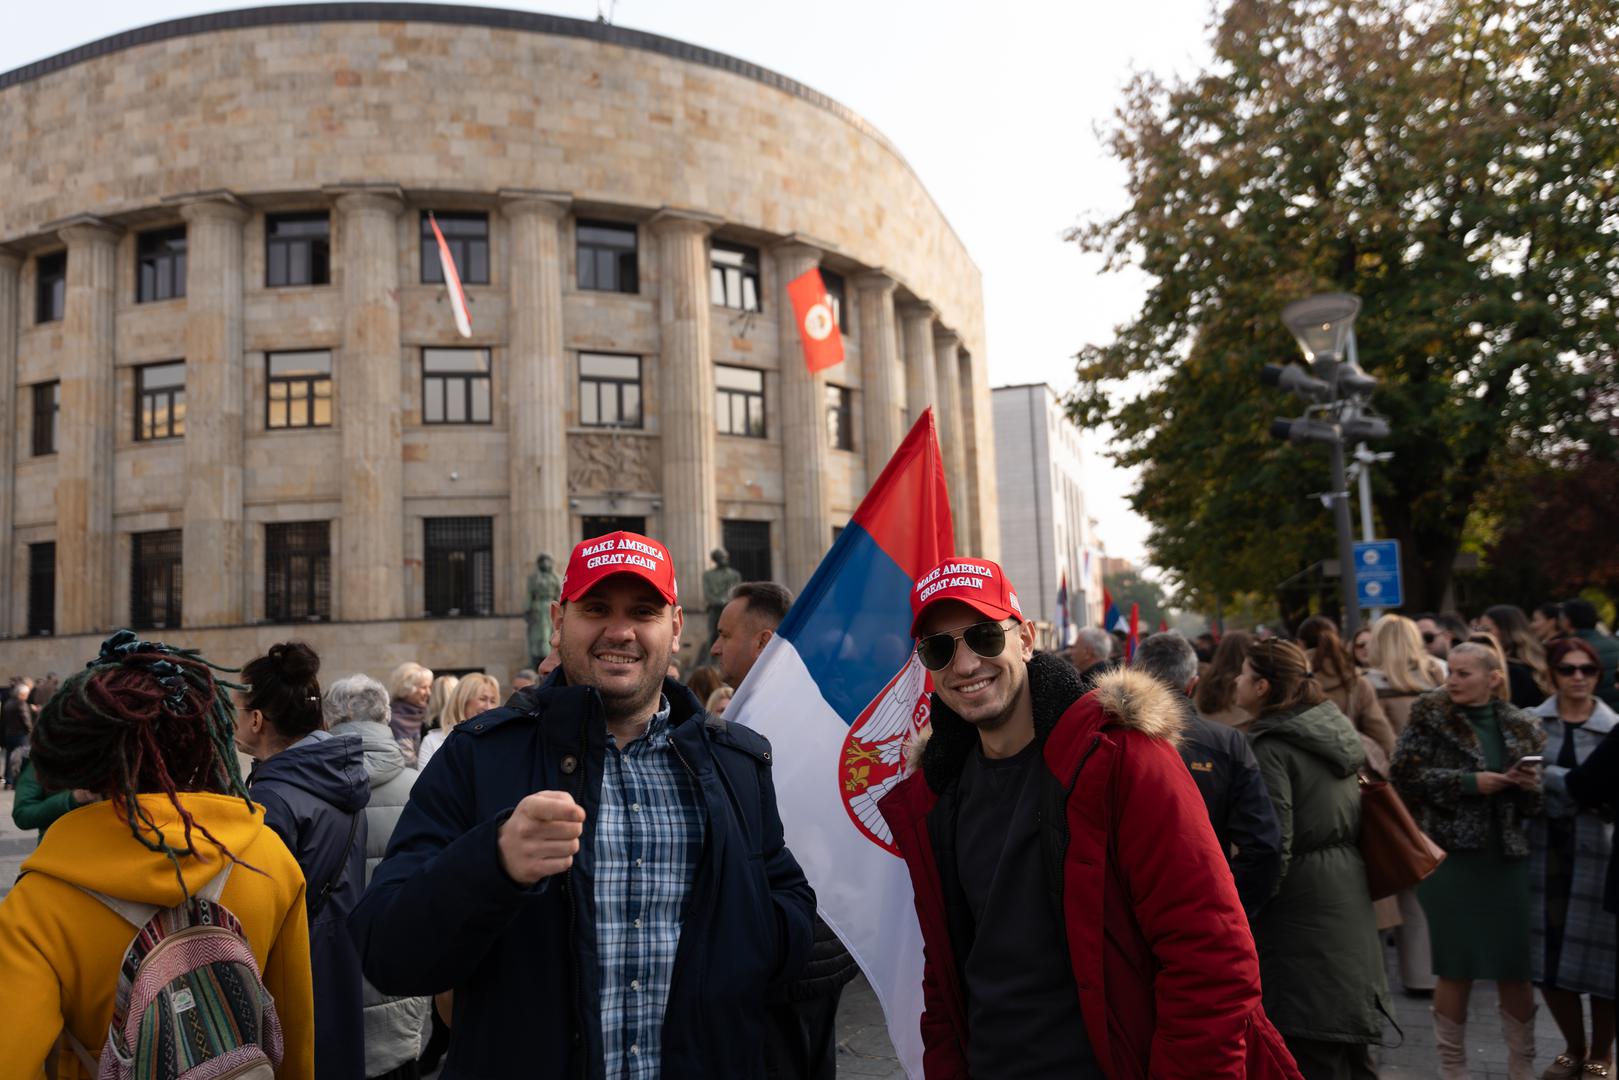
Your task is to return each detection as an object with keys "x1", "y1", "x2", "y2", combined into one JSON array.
[
  {"x1": 1391, "y1": 642, "x2": 1546, "y2": 1078},
  {"x1": 1529, "y1": 637, "x2": 1617, "y2": 1078}
]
